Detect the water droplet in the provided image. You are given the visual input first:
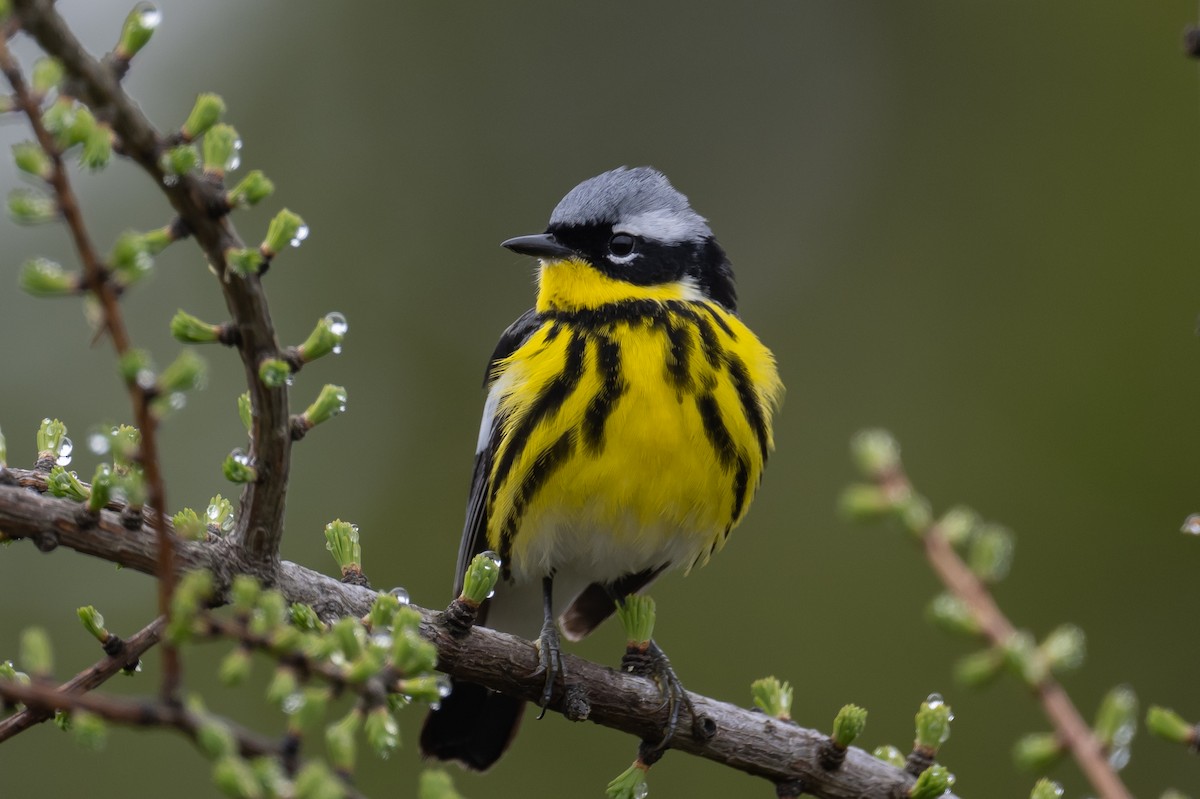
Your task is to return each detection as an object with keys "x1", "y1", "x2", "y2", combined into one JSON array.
[
  {"x1": 168, "y1": 392, "x2": 186, "y2": 411},
  {"x1": 130, "y1": 661, "x2": 143, "y2": 673},
  {"x1": 633, "y1": 782, "x2": 649, "y2": 799},
  {"x1": 1108, "y1": 744, "x2": 1131, "y2": 771},
  {"x1": 231, "y1": 448, "x2": 252, "y2": 466},
  {"x1": 137, "y1": 4, "x2": 162, "y2": 30},
  {"x1": 371, "y1": 632, "x2": 392, "y2": 649},
  {"x1": 136, "y1": 369, "x2": 156, "y2": 391},
  {"x1": 482, "y1": 550, "x2": 501, "y2": 566},
  {"x1": 486, "y1": 588, "x2": 496, "y2": 599},
  {"x1": 281, "y1": 693, "x2": 303, "y2": 715},
  {"x1": 162, "y1": 174, "x2": 178, "y2": 187},
  {"x1": 428, "y1": 701, "x2": 440, "y2": 712},
  {"x1": 436, "y1": 675, "x2": 453, "y2": 698},
  {"x1": 56, "y1": 437, "x2": 73, "y2": 466},
  {"x1": 925, "y1": 692, "x2": 944, "y2": 709},
  {"x1": 289, "y1": 225, "x2": 309, "y2": 248},
  {"x1": 205, "y1": 504, "x2": 220, "y2": 523},
  {"x1": 1181, "y1": 514, "x2": 1200, "y2": 535},
  {"x1": 324, "y1": 311, "x2": 348, "y2": 337},
  {"x1": 87, "y1": 431, "x2": 110, "y2": 455},
  {"x1": 228, "y1": 154, "x2": 241, "y2": 171},
  {"x1": 388, "y1": 587, "x2": 410, "y2": 606}
]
